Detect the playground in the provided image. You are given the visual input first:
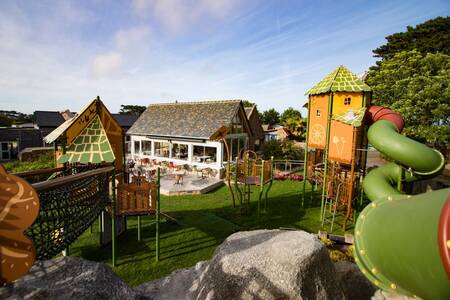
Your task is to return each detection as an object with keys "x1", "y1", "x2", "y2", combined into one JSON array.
[{"x1": 1, "y1": 64, "x2": 449, "y2": 299}]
